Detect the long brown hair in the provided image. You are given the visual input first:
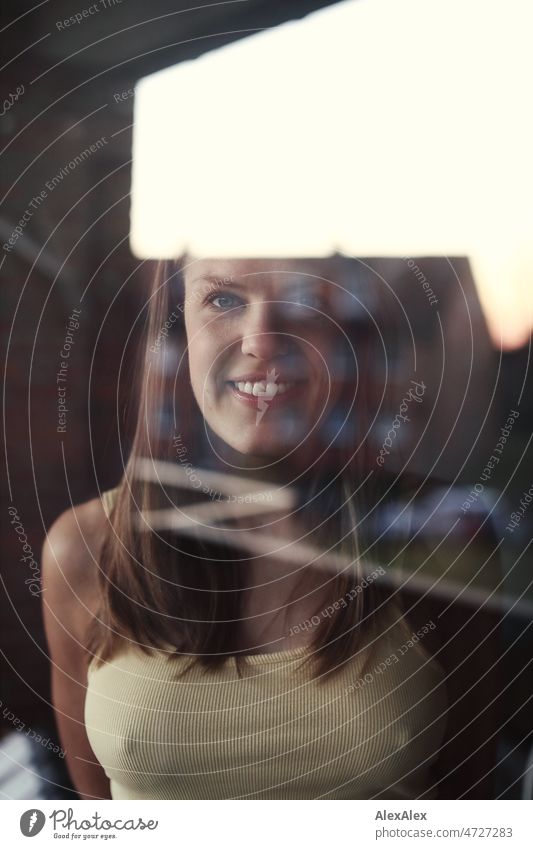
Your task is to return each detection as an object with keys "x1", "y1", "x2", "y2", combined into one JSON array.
[{"x1": 85, "y1": 256, "x2": 406, "y2": 682}]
